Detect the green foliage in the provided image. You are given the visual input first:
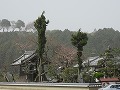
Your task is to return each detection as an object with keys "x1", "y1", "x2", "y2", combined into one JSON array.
[
  {"x1": 1, "y1": 28, "x2": 120, "y2": 79},
  {"x1": 61, "y1": 67, "x2": 78, "y2": 83},
  {"x1": 85, "y1": 28, "x2": 120, "y2": 56},
  {"x1": 71, "y1": 29, "x2": 88, "y2": 50},
  {"x1": 34, "y1": 11, "x2": 49, "y2": 57},
  {"x1": 0, "y1": 73, "x2": 6, "y2": 82},
  {"x1": 47, "y1": 64, "x2": 58, "y2": 80},
  {"x1": 71, "y1": 29, "x2": 88, "y2": 72},
  {"x1": 34, "y1": 11, "x2": 49, "y2": 81},
  {"x1": 93, "y1": 72, "x2": 104, "y2": 79},
  {"x1": 83, "y1": 73, "x2": 95, "y2": 83},
  {"x1": 97, "y1": 47, "x2": 120, "y2": 77}
]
